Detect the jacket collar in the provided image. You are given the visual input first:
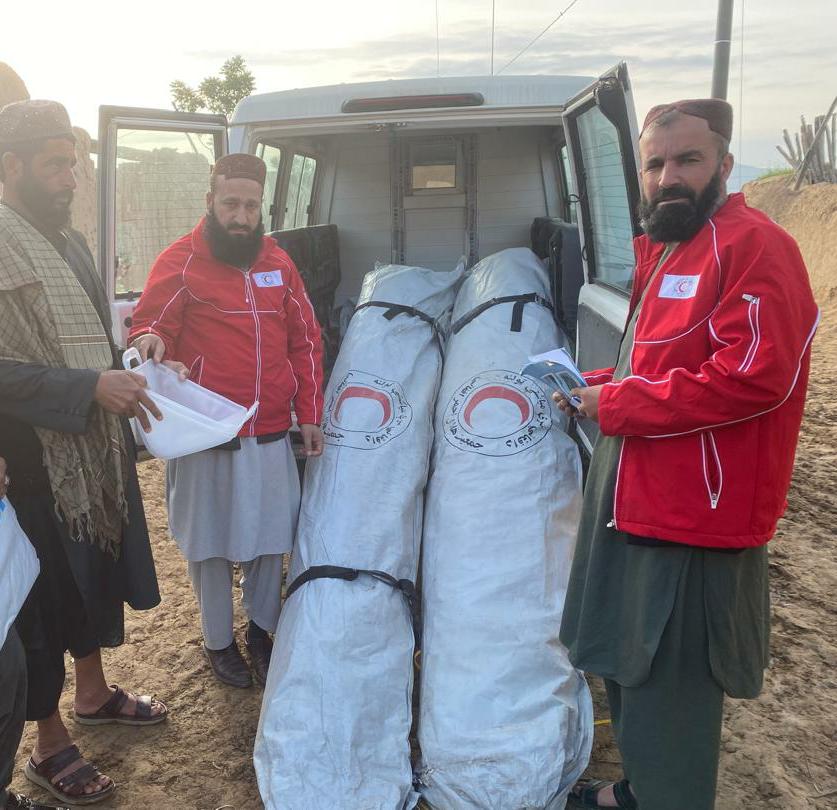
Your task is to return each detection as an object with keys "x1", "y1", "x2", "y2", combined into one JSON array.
[
  {"x1": 639, "y1": 191, "x2": 746, "y2": 258},
  {"x1": 713, "y1": 191, "x2": 746, "y2": 216}
]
